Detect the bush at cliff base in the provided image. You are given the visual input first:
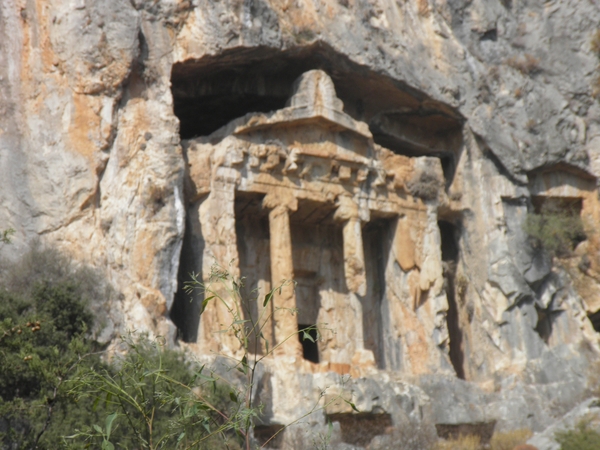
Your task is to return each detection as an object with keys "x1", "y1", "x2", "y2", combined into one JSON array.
[
  {"x1": 554, "y1": 419, "x2": 600, "y2": 450},
  {"x1": 0, "y1": 247, "x2": 237, "y2": 450}
]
